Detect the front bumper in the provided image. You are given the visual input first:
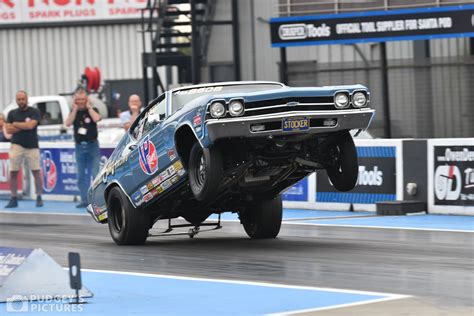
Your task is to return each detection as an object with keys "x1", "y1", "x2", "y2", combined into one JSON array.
[{"x1": 205, "y1": 109, "x2": 375, "y2": 142}]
